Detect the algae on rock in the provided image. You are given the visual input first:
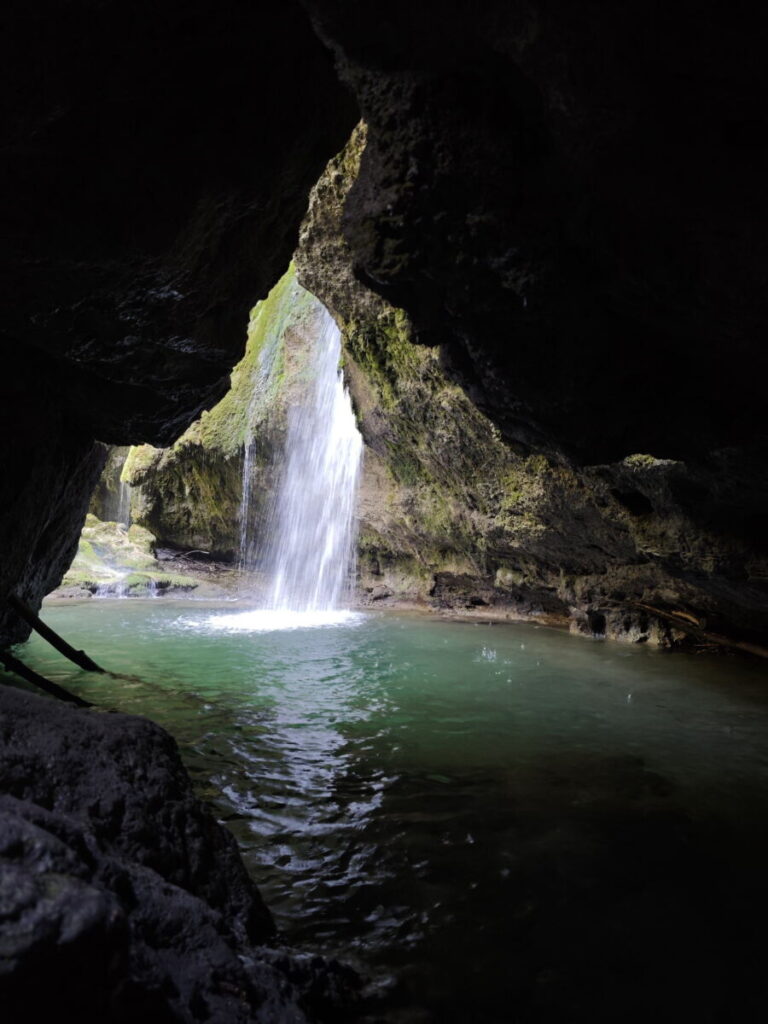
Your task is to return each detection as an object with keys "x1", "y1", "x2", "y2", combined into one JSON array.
[
  {"x1": 120, "y1": 265, "x2": 327, "y2": 562},
  {"x1": 82, "y1": 124, "x2": 768, "y2": 652},
  {"x1": 56, "y1": 514, "x2": 198, "y2": 598},
  {"x1": 293, "y1": 123, "x2": 768, "y2": 650}
]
